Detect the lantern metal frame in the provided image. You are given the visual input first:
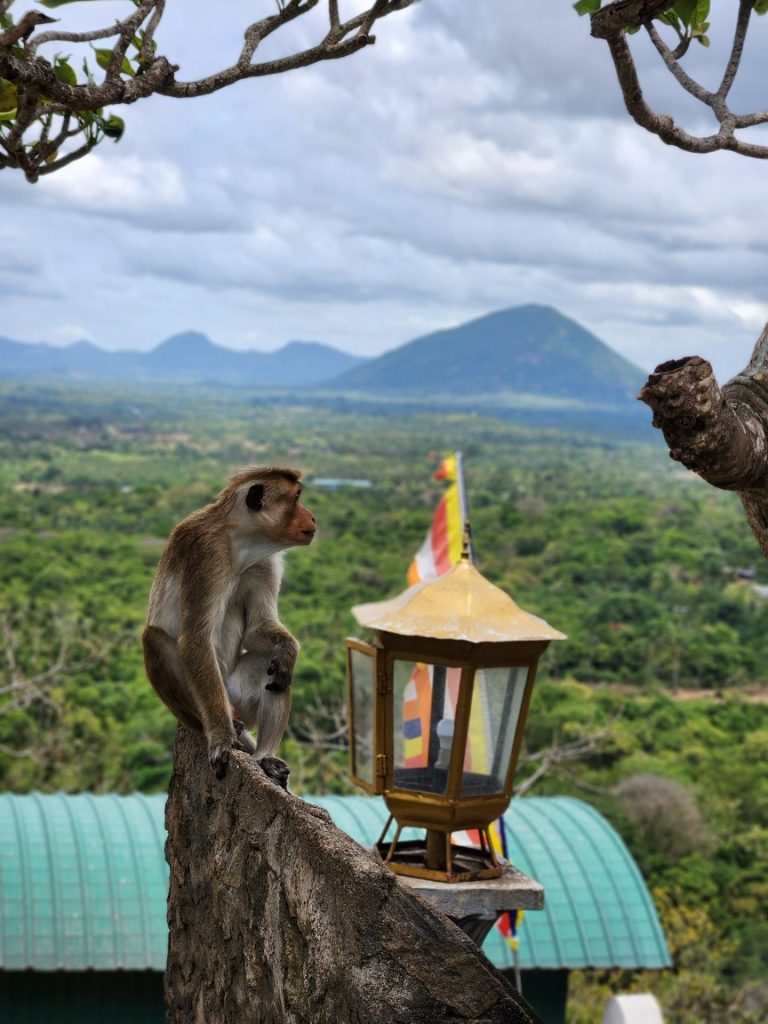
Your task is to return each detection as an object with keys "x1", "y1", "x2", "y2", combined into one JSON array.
[
  {"x1": 345, "y1": 545, "x2": 565, "y2": 883},
  {"x1": 346, "y1": 632, "x2": 552, "y2": 882}
]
